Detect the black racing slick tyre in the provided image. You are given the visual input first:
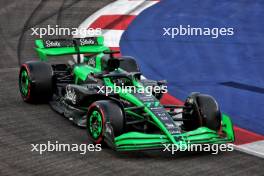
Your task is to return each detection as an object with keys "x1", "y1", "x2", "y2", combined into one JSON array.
[
  {"x1": 183, "y1": 93, "x2": 221, "y2": 131},
  {"x1": 19, "y1": 61, "x2": 53, "y2": 103},
  {"x1": 87, "y1": 100, "x2": 125, "y2": 144}
]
